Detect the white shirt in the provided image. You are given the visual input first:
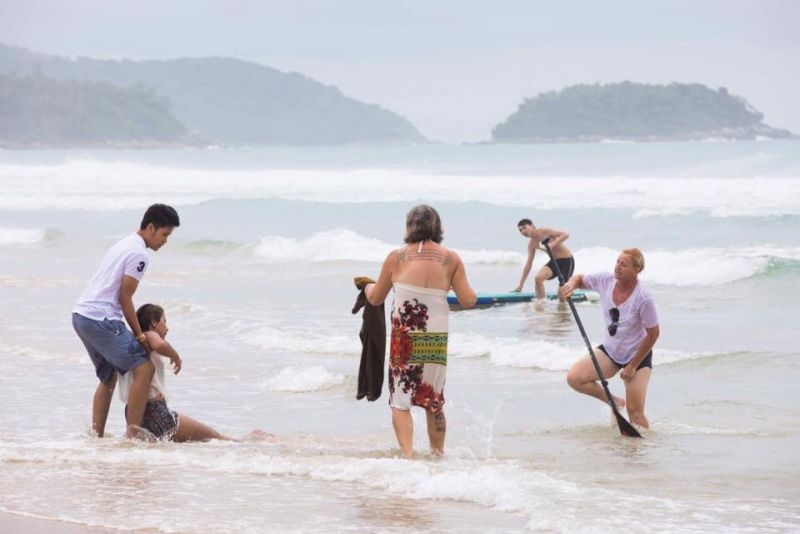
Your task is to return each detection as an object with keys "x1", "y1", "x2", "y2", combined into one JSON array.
[
  {"x1": 73, "y1": 234, "x2": 149, "y2": 321},
  {"x1": 118, "y1": 351, "x2": 168, "y2": 403},
  {"x1": 583, "y1": 272, "x2": 659, "y2": 365}
]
